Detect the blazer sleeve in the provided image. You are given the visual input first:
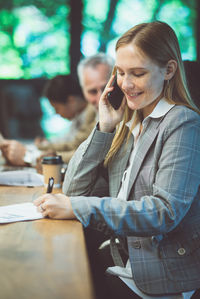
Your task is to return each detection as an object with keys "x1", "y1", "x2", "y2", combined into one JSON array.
[
  {"x1": 56, "y1": 149, "x2": 76, "y2": 164},
  {"x1": 68, "y1": 108, "x2": 200, "y2": 237},
  {"x1": 62, "y1": 126, "x2": 115, "y2": 196}
]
